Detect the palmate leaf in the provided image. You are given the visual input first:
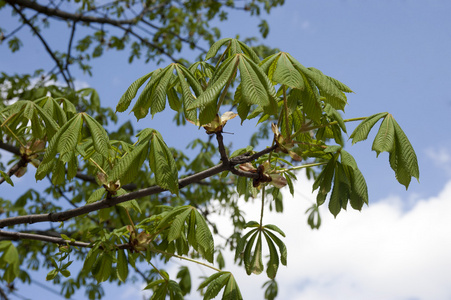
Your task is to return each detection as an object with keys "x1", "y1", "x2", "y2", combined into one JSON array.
[
  {"x1": 34, "y1": 96, "x2": 65, "y2": 127},
  {"x1": 205, "y1": 38, "x2": 233, "y2": 60},
  {"x1": 145, "y1": 279, "x2": 184, "y2": 300},
  {"x1": 127, "y1": 68, "x2": 165, "y2": 119},
  {"x1": 174, "y1": 64, "x2": 202, "y2": 122},
  {"x1": 116, "y1": 71, "x2": 154, "y2": 113},
  {"x1": 108, "y1": 142, "x2": 148, "y2": 186},
  {"x1": 285, "y1": 53, "x2": 349, "y2": 110},
  {"x1": 205, "y1": 38, "x2": 260, "y2": 64},
  {"x1": 239, "y1": 55, "x2": 278, "y2": 116},
  {"x1": 372, "y1": 114, "x2": 395, "y2": 155},
  {"x1": 131, "y1": 65, "x2": 174, "y2": 120},
  {"x1": 350, "y1": 112, "x2": 388, "y2": 144},
  {"x1": 351, "y1": 113, "x2": 419, "y2": 189},
  {"x1": 1, "y1": 100, "x2": 60, "y2": 139},
  {"x1": 390, "y1": 118, "x2": 420, "y2": 188},
  {"x1": 199, "y1": 272, "x2": 243, "y2": 300},
  {"x1": 36, "y1": 114, "x2": 82, "y2": 181},
  {"x1": 155, "y1": 206, "x2": 214, "y2": 263},
  {"x1": 187, "y1": 55, "x2": 238, "y2": 124},
  {"x1": 269, "y1": 52, "x2": 305, "y2": 90}
]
